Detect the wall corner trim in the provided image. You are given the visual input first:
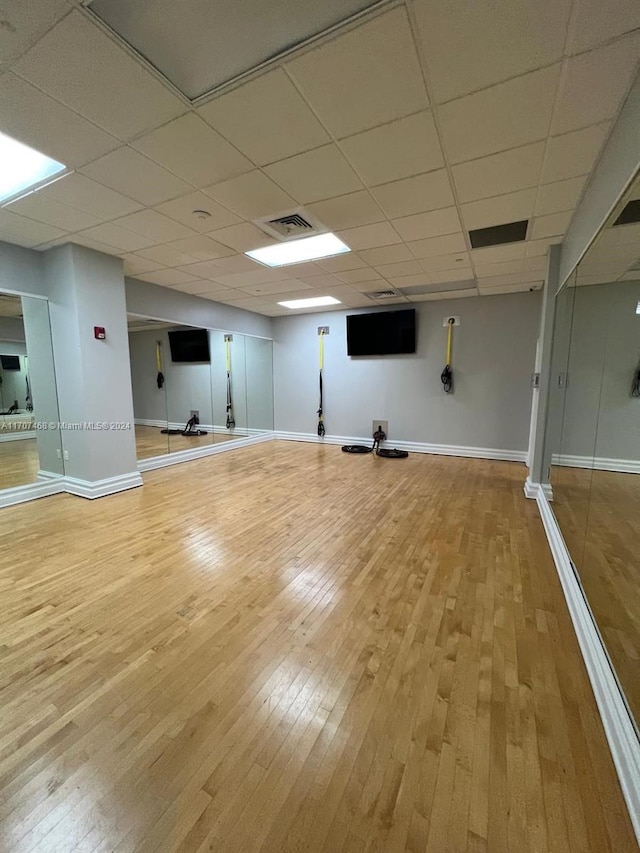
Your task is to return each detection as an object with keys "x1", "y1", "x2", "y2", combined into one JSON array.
[
  {"x1": 534, "y1": 485, "x2": 640, "y2": 843},
  {"x1": 62, "y1": 472, "x2": 143, "y2": 499}
]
